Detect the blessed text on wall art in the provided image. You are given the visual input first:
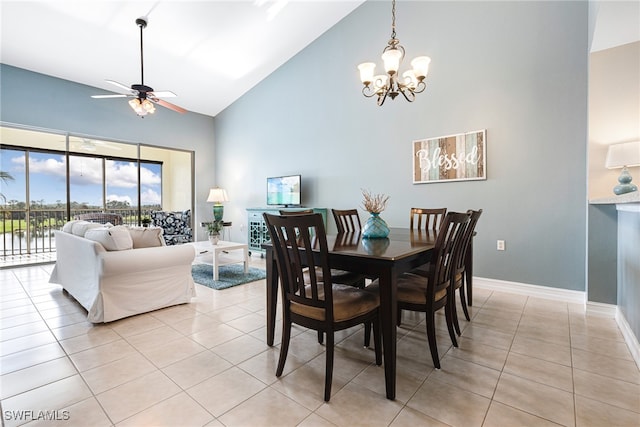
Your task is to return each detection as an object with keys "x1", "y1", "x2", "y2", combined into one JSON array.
[{"x1": 413, "y1": 129, "x2": 486, "y2": 184}]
